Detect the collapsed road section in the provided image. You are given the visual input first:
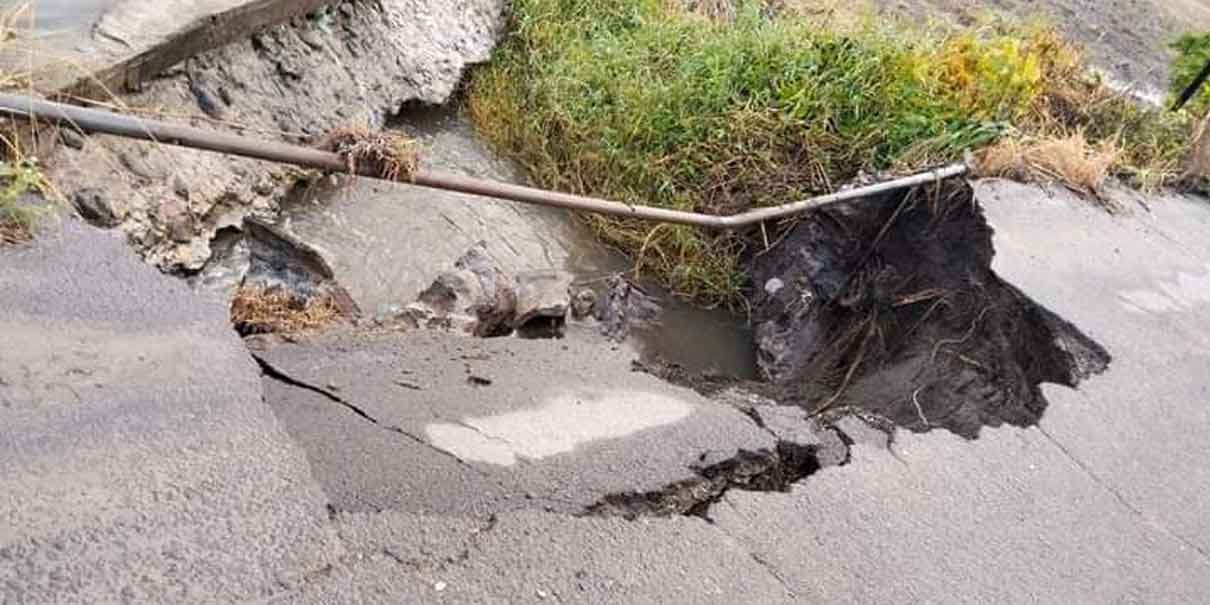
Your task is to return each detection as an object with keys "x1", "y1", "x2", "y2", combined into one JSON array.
[
  {"x1": 749, "y1": 177, "x2": 1112, "y2": 438},
  {"x1": 14, "y1": 0, "x2": 1116, "y2": 490},
  {"x1": 10, "y1": 0, "x2": 1193, "y2": 602}
]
